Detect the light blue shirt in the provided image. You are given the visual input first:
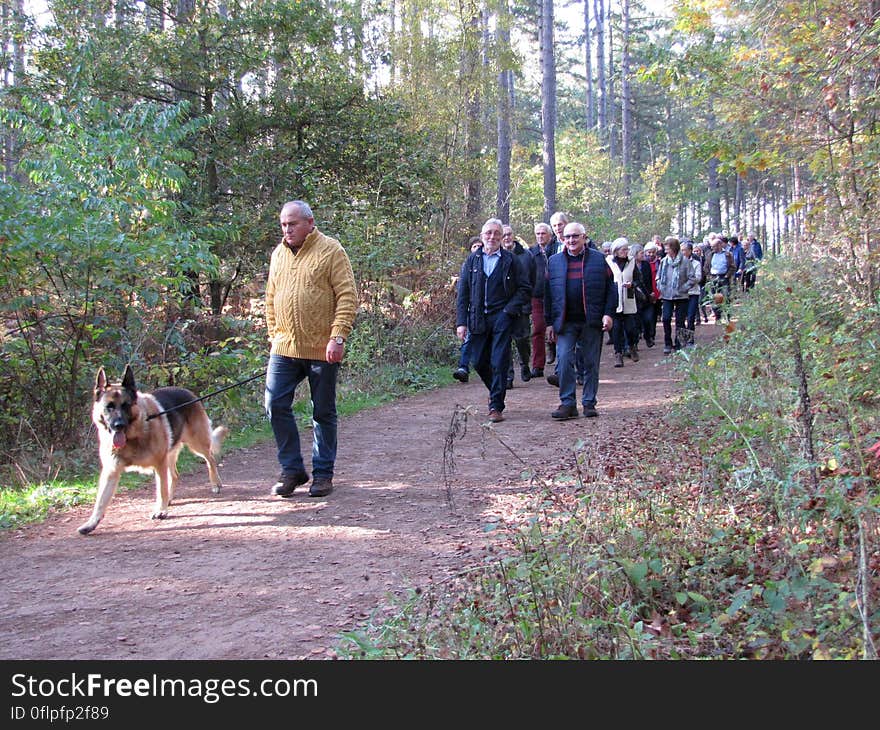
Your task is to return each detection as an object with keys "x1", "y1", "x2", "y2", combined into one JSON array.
[
  {"x1": 482, "y1": 249, "x2": 502, "y2": 278},
  {"x1": 710, "y1": 251, "x2": 728, "y2": 275}
]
